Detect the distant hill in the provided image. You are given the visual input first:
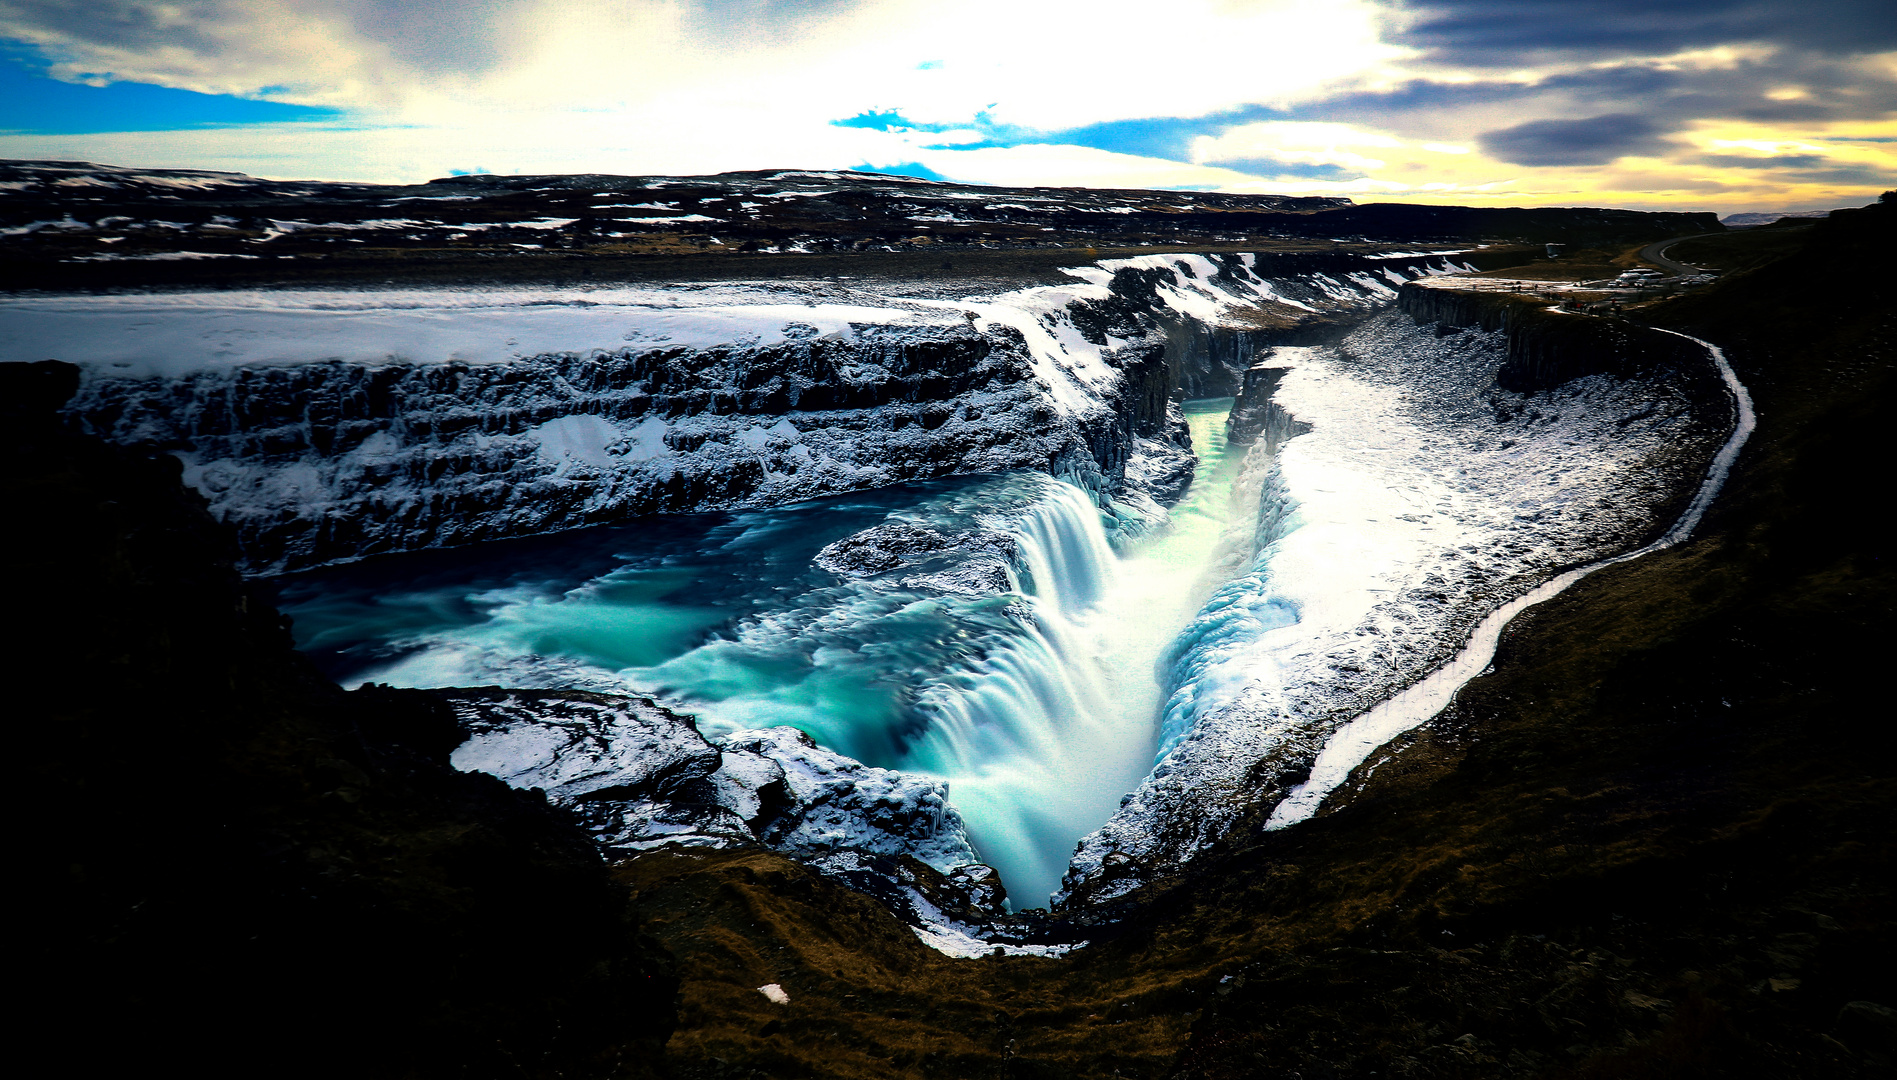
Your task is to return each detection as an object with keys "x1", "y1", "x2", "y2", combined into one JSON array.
[
  {"x1": 1, "y1": 159, "x2": 1719, "y2": 291},
  {"x1": 1720, "y1": 209, "x2": 1836, "y2": 228}
]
